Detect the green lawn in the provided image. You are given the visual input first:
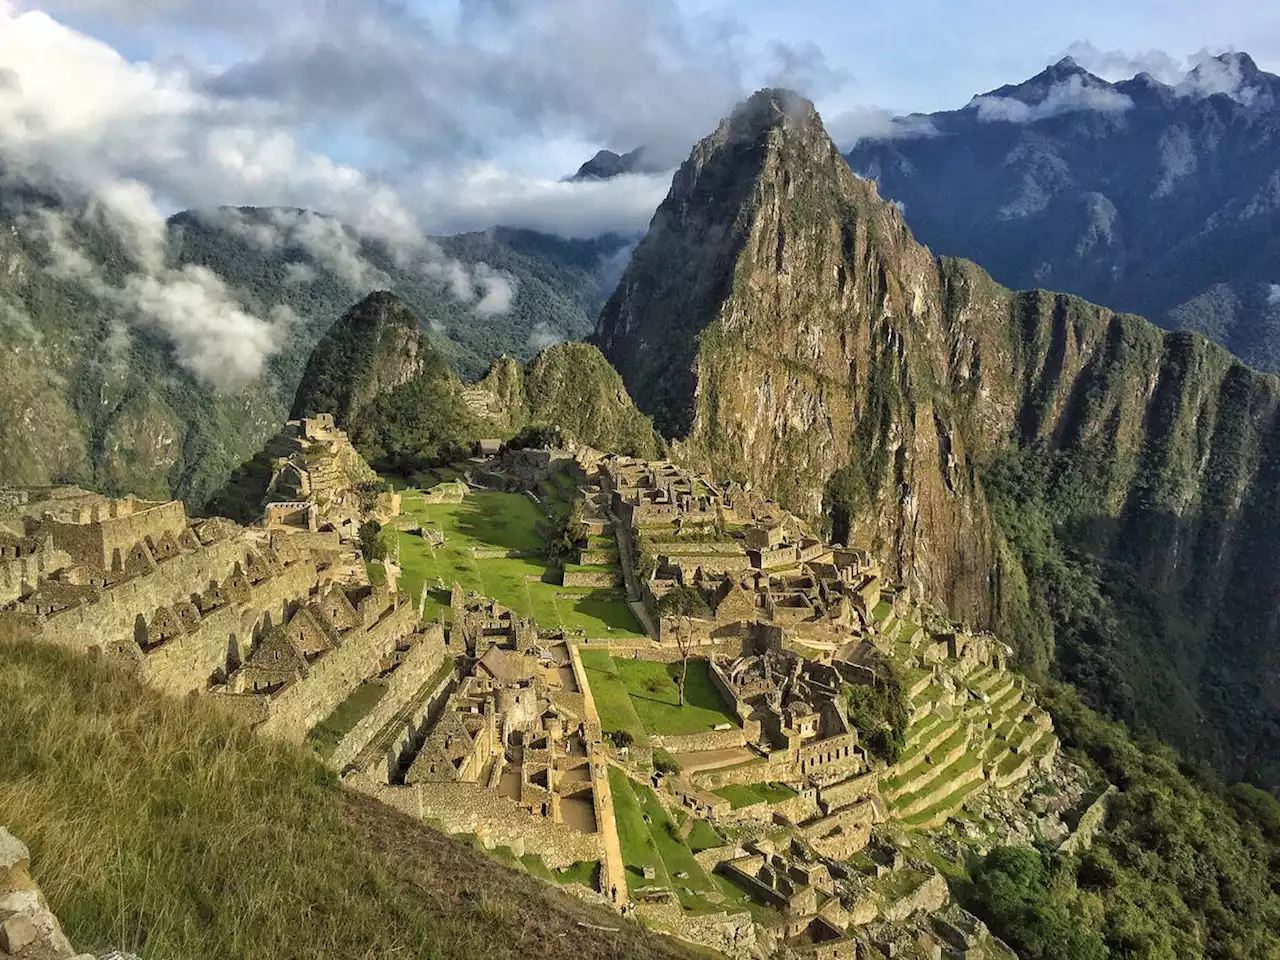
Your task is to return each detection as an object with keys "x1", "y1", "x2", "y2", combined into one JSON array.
[
  {"x1": 579, "y1": 650, "x2": 647, "y2": 745},
  {"x1": 394, "y1": 489, "x2": 642, "y2": 637},
  {"x1": 608, "y1": 766, "x2": 665, "y2": 892},
  {"x1": 307, "y1": 681, "x2": 386, "y2": 758},
  {"x1": 685, "y1": 819, "x2": 723, "y2": 853},
  {"x1": 608, "y1": 767, "x2": 718, "y2": 911},
  {"x1": 612, "y1": 658, "x2": 739, "y2": 736},
  {"x1": 712, "y1": 782, "x2": 797, "y2": 810}
]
